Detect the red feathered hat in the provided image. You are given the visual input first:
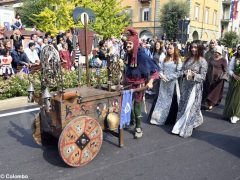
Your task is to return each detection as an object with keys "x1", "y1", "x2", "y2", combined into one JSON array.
[{"x1": 125, "y1": 27, "x2": 139, "y2": 67}]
